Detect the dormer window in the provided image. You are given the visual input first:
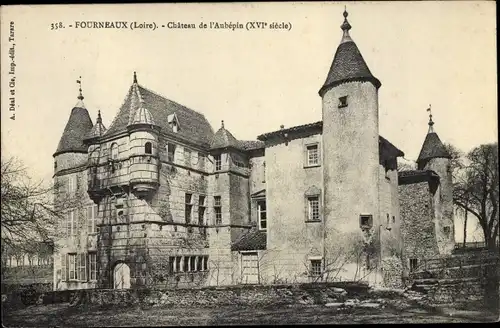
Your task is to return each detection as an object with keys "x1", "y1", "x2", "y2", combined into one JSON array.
[
  {"x1": 167, "y1": 113, "x2": 179, "y2": 133},
  {"x1": 145, "y1": 142, "x2": 152, "y2": 155},
  {"x1": 338, "y1": 96, "x2": 348, "y2": 108}
]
